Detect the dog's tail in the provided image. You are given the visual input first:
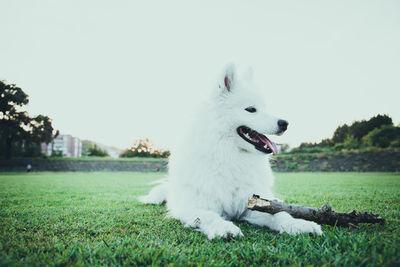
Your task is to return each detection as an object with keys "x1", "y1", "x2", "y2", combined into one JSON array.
[{"x1": 138, "y1": 178, "x2": 168, "y2": 205}]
